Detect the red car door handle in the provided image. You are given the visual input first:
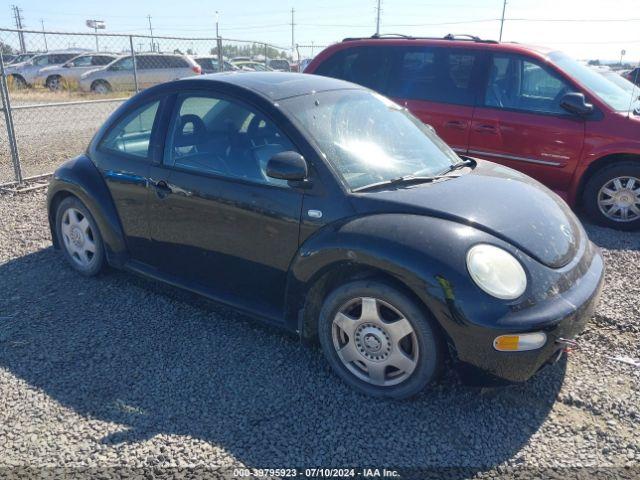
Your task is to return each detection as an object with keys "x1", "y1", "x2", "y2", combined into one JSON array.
[
  {"x1": 445, "y1": 120, "x2": 467, "y2": 130},
  {"x1": 474, "y1": 124, "x2": 498, "y2": 134}
]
